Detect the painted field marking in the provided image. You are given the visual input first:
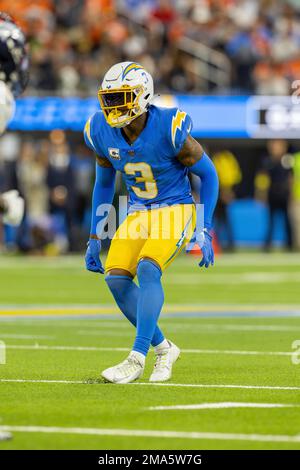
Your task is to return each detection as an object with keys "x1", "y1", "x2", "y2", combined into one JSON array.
[
  {"x1": 148, "y1": 402, "x2": 297, "y2": 411},
  {"x1": 1, "y1": 304, "x2": 300, "y2": 316},
  {"x1": 0, "y1": 425, "x2": 300, "y2": 443},
  {"x1": 179, "y1": 348, "x2": 292, "y2": 356},
  {"x1": 6, "y1": 345, "x2": 130, "y2": 352},
  {"x1": 0, "y1": 334, "x2": 55, "y2": 340},
  {"x1": 134, "y1": 383, "x2": 300, "y2": 391},
  {"x1": 1, "y1": 378, "x2": 300, "y2": 391},
  {"x1": 0, "y1": 379, "x2": 82, "y2": 384},
  {"x1": 4, "y1": 344, "x2": 295, "y2": 356}
]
